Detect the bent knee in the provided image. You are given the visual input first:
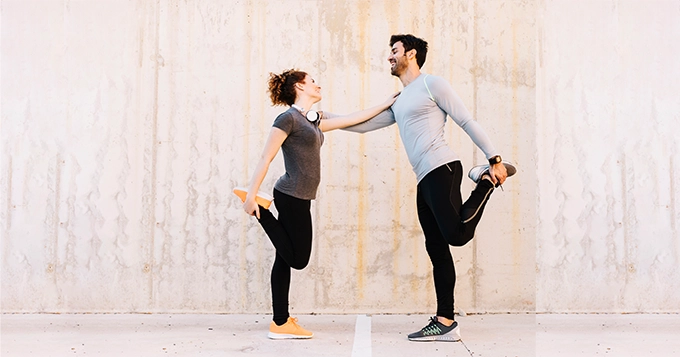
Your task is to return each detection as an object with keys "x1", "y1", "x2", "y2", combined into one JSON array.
[
  {"x1": 445, "y1": 233, "x2": 473, "y2": 247},
  {"x1": 291, "y1": 261, "x2": 310, "y2": 270}
]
